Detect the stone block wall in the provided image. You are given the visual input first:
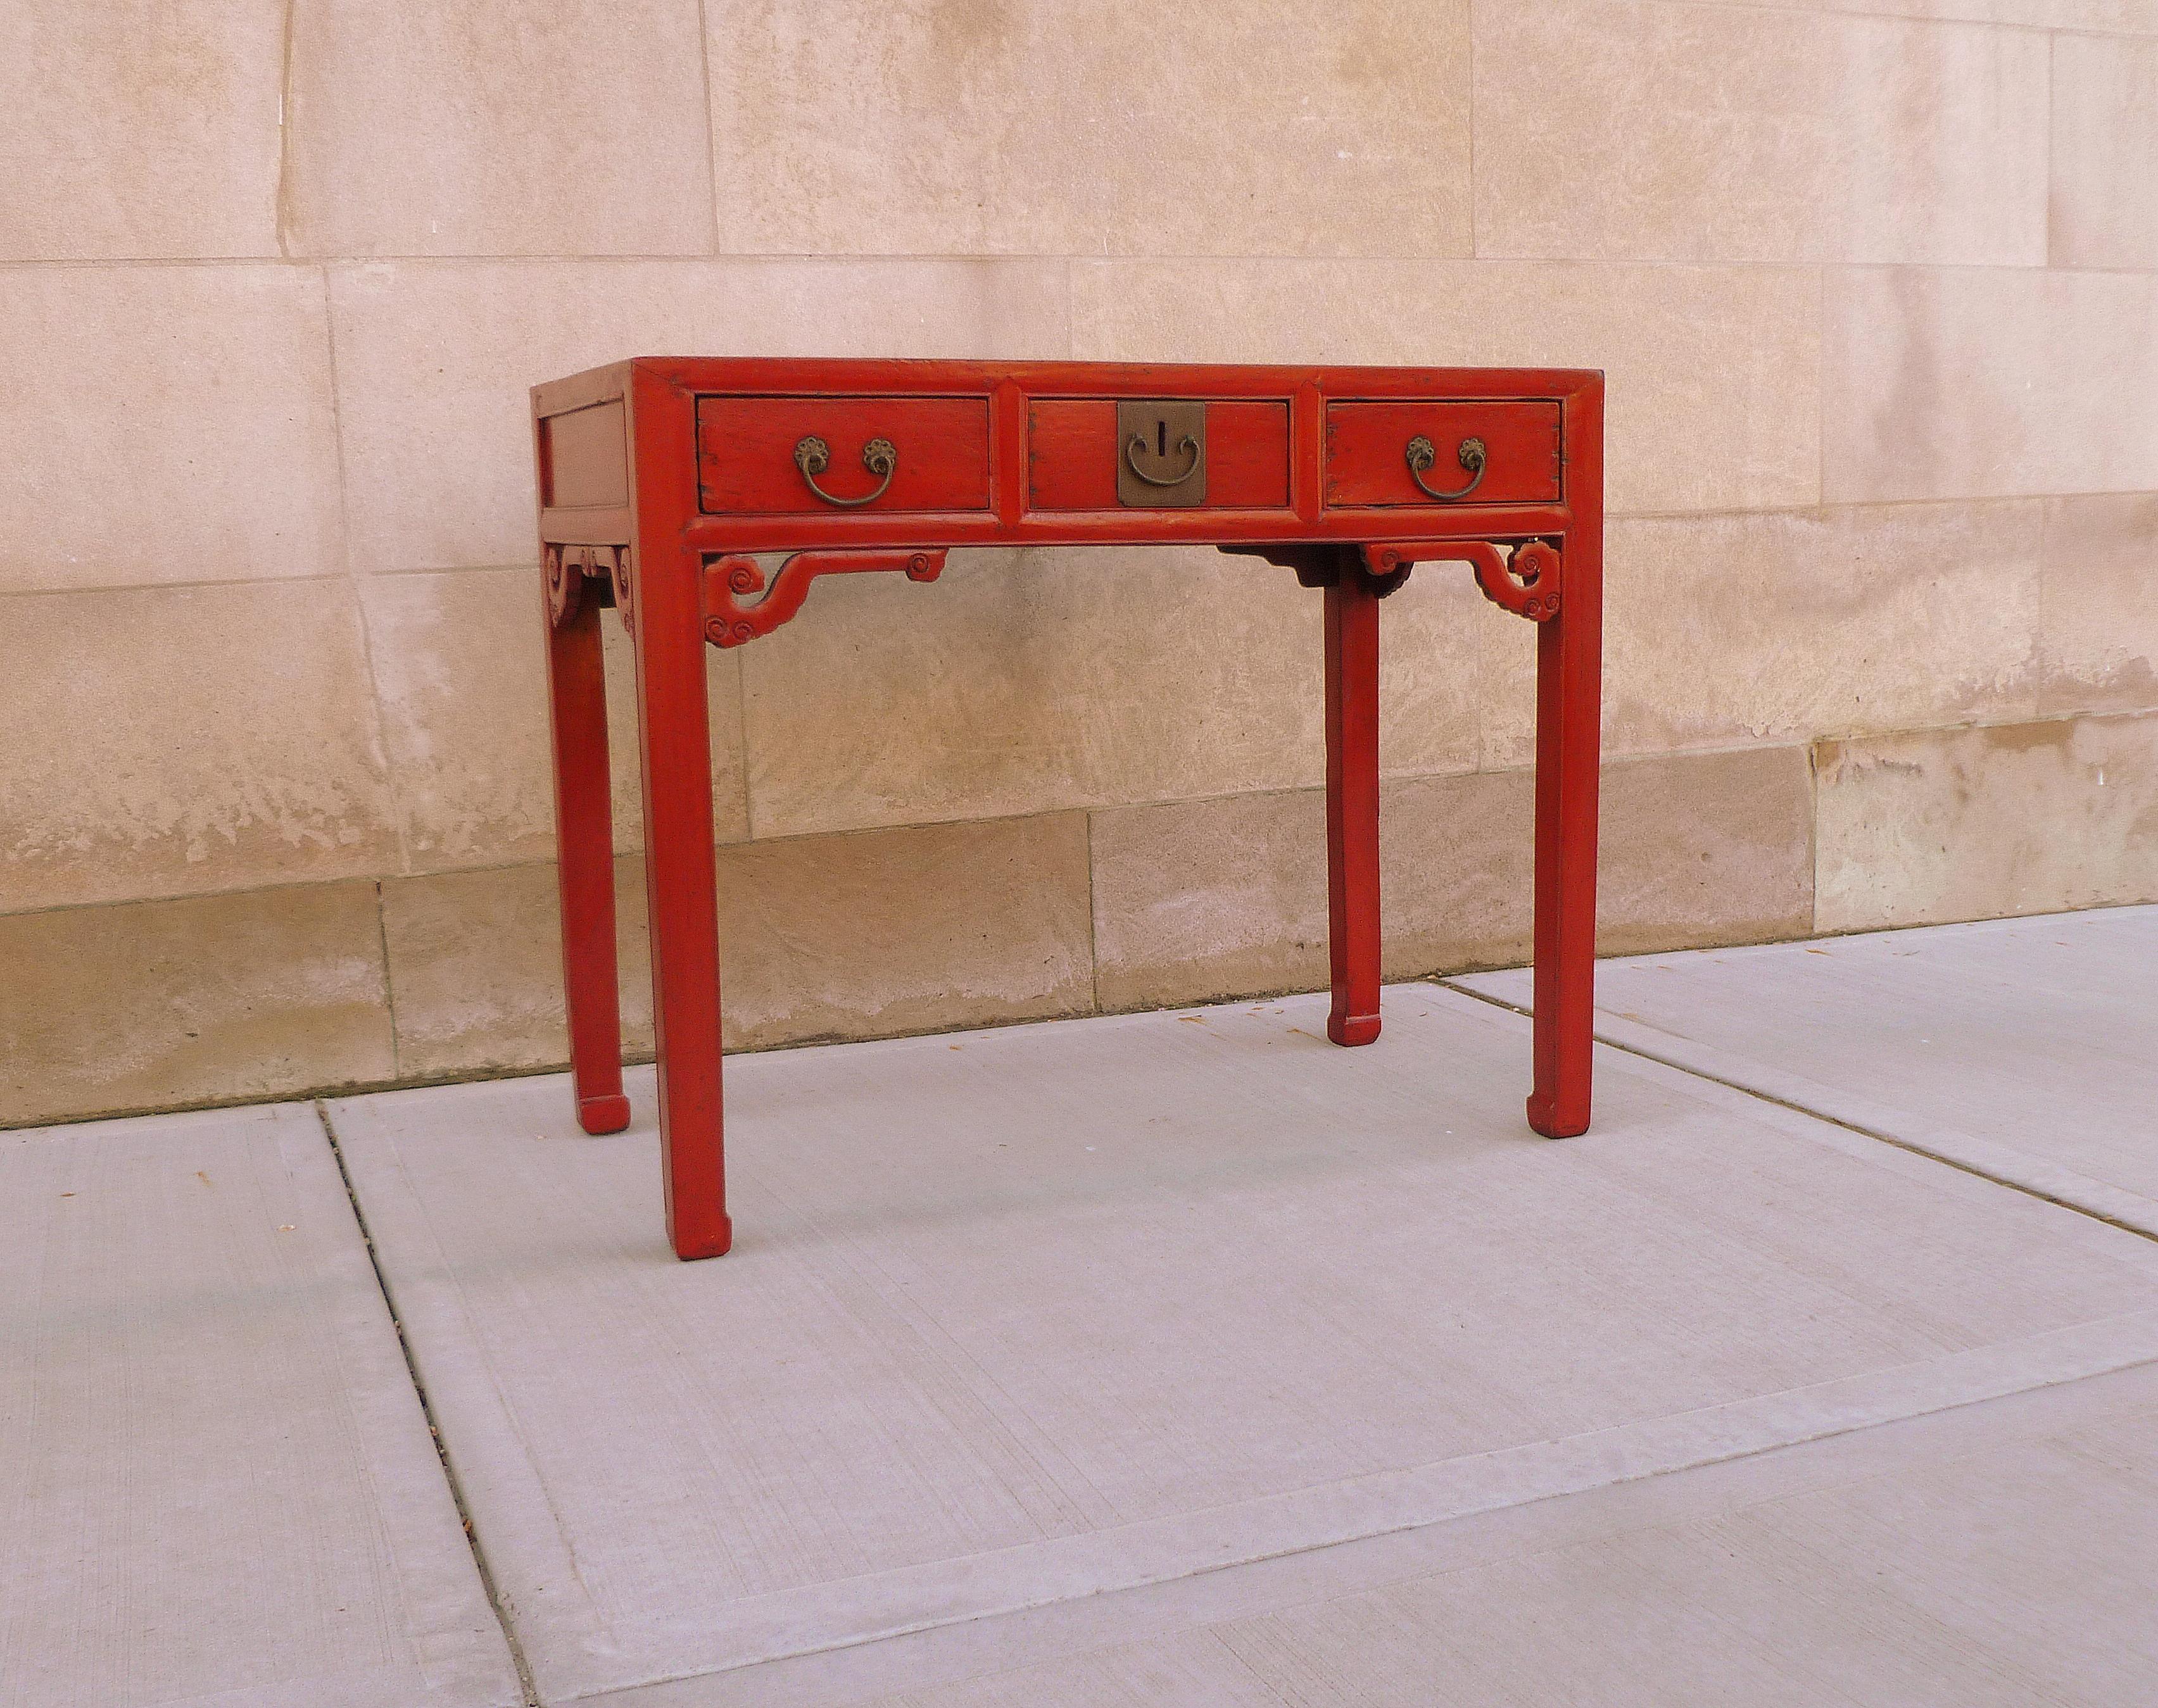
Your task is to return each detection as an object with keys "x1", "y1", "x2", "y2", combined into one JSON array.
[{"x1": 3, "y1": 1, "x2": 2154, "y2": 1125}]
